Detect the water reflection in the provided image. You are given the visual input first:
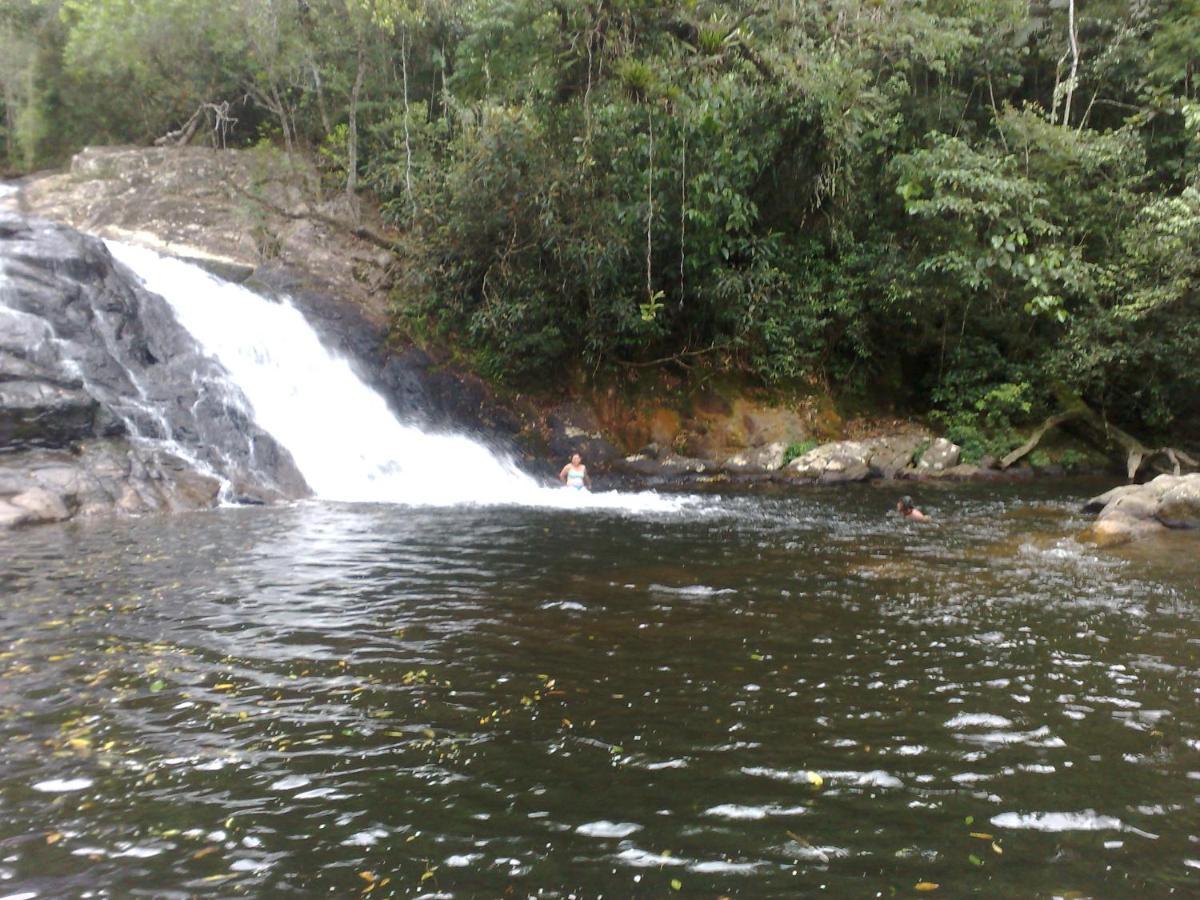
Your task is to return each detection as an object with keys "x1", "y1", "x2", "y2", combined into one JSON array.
[{"x1": 1, "y1": 482, "x2": 1197, "y2": 895}]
